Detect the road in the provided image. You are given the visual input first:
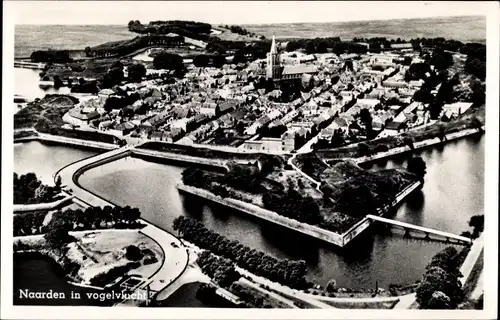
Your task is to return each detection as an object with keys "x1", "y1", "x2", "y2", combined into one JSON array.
[
  {"x1": 54, "y1": 145, "x2": 191, "y2": 305},
  {"x1": 287, "y1": 154, "x2": 321, "y2": 189}
]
